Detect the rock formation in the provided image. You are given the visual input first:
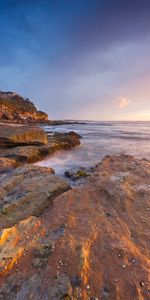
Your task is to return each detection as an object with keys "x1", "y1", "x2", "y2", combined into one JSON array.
[
  {"x1": 0, "y1": 165, "x2": 70, "y2": 229},
  {"x1": 0, "y1": 126, "x2": 81, "y2": 170},
  {"x1": 0, "y1": 91, "x2": 48, "y2": 124},
  {"x1": 65, "y1": 166, "x2": 94, "y2": 181},
  {"x1": 0, "y1": 91, "x2": 85, "y2": 125},
  {"x1": 0, "y1": 154, "x2": 149, "y2": 299},
  {"x1": 0, "y1": 124, "x2": 48, "y2": 147}
]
